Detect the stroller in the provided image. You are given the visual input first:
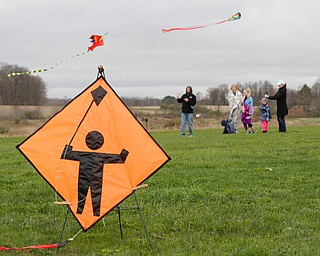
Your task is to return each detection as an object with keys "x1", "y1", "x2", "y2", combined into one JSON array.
[{"x1": 220, "y1": 108, "x2": 236, "y2": 134}]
